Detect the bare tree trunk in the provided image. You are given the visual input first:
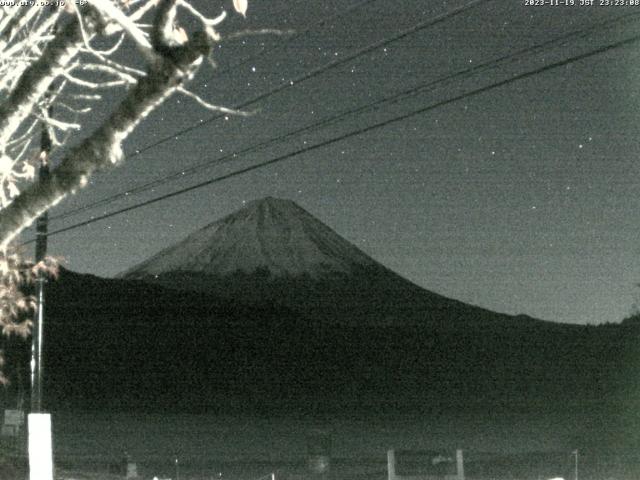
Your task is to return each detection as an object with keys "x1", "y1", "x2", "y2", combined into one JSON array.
[{"x1": 0, "y1": 14, "x2": 211, "y2": 248}]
